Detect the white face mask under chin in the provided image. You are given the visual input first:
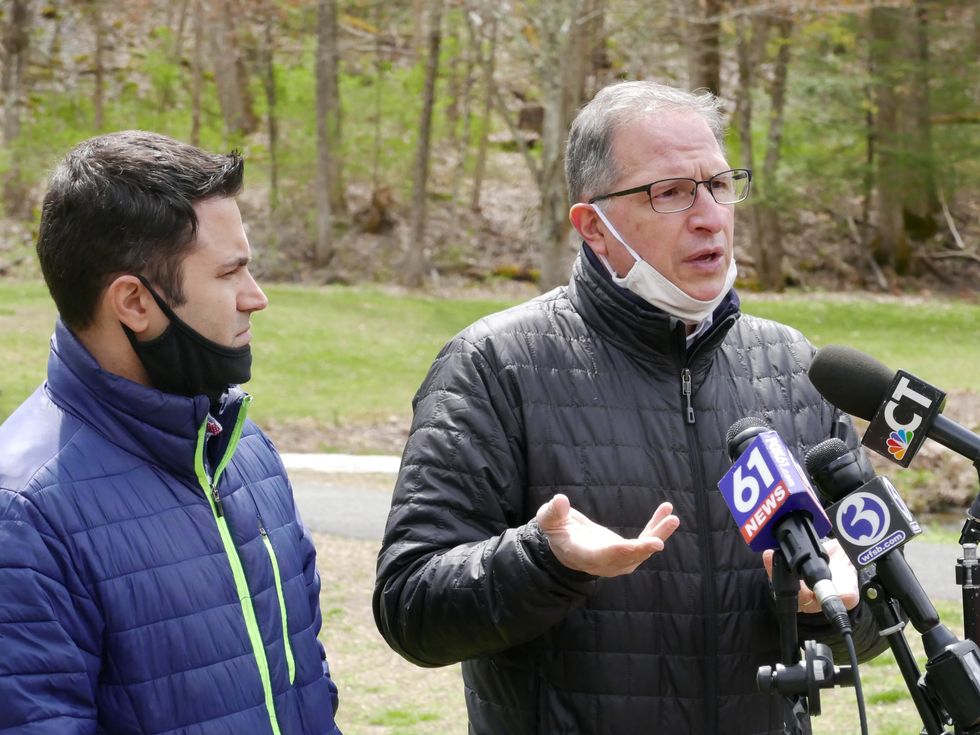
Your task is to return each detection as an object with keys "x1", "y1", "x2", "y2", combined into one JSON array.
[{"x1": 591, "y1": 204, "x2": 737, "y2": 325}]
